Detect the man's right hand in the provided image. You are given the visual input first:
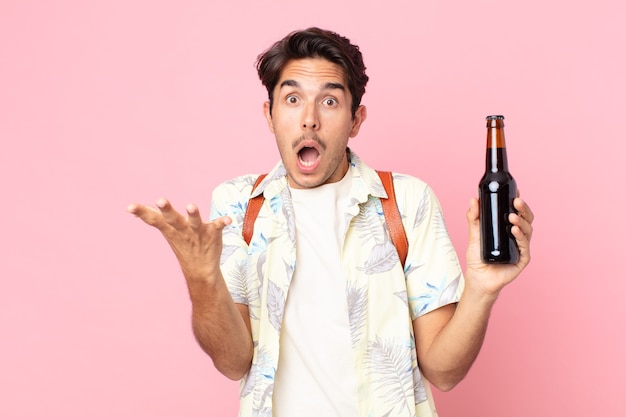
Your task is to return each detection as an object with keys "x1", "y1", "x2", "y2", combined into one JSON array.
[
  {"x1": 128, "y1": 199, "x2": 252, "y2": 379},
  {"x1": 127, "y1": 198, "x2": 232, "y2": 285}
]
